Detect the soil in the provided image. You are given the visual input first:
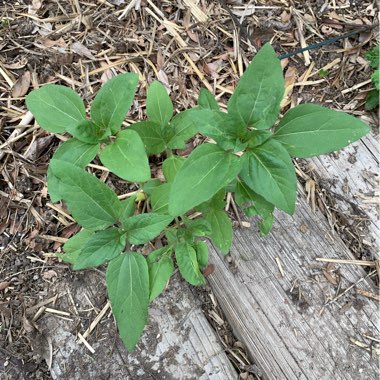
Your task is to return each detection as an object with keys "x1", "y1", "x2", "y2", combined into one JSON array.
[{"x1": 0, "y1": 0, "x2": 378, "y2": 379}]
